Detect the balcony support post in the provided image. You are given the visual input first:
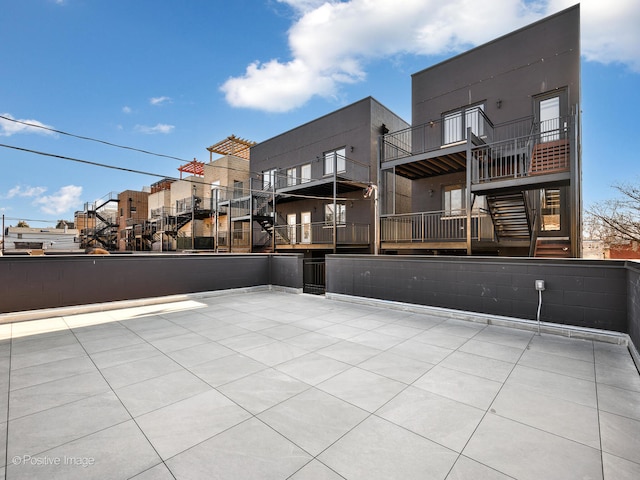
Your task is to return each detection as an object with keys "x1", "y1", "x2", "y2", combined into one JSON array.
[
  {"x1": 466, "y1": 128, "x2": 473, "y2": 255},
  {"x1": 333, "y1": 152, "x2": 337, "y2": 254}
]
